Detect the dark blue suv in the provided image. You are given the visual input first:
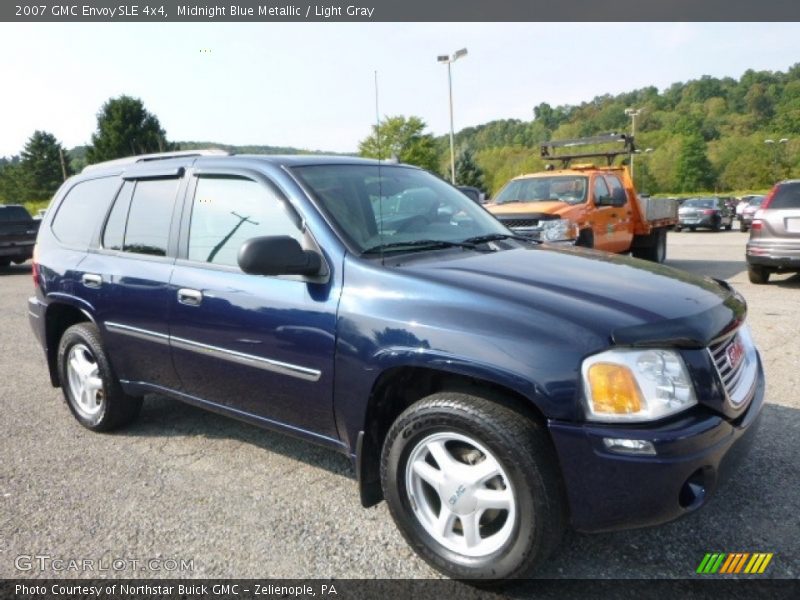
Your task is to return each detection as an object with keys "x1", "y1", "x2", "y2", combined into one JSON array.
[{"x1": 29, "y1": 151, "x2": 765, "y2": 580}]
